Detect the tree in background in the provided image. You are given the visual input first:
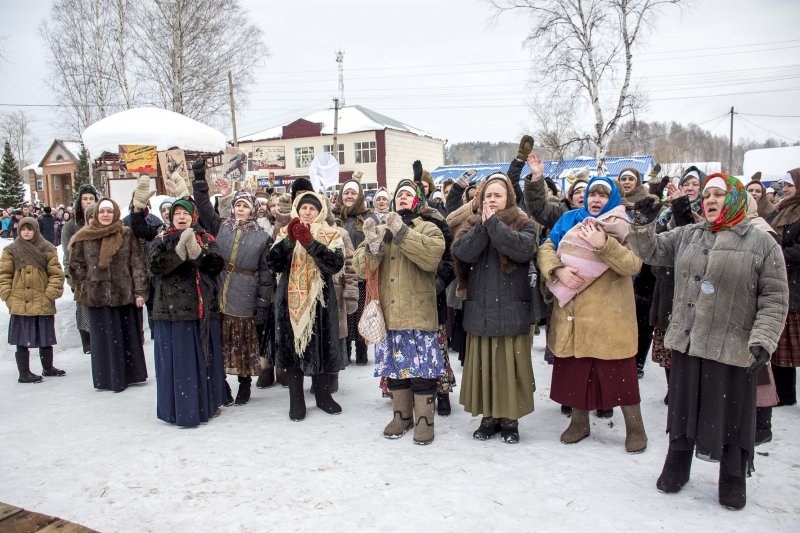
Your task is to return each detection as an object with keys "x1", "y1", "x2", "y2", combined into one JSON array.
[
  {"x1": 0, "y1": 141, "x2": 27, "y2": 209},
  {"x1": 72, "y1": 145, "x2": 91, "y2": 203},
  {"x1": 1, "y1": 110, "x2": 36, "y2": 171},
  {"x1": 490, "y1": 0, "x2": 682, "y2": 172}
]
